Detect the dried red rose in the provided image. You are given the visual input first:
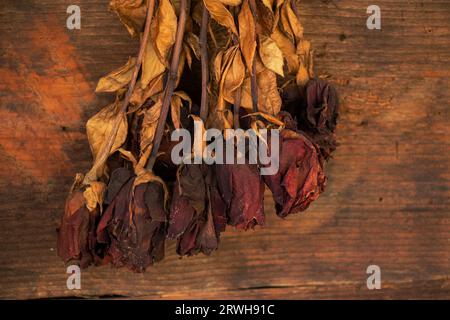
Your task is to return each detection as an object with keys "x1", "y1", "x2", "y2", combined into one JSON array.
[
  {"x1": 282, "y1": 78, "x2": 339, "y2": 160},
  {"x1": 168, "y1": 164, "x2": 226, "y2": 256},
  {"x1": 97, "y1": 168, "x2": 167, "y2": 272},
  {"x1": 263, "y1": 128, "x2": 326, "y2": 218},
  {"x1": 216, "y1": 163, "x2": 265, "y2": 230},
  {"x1": 57, "y1": 176, "x2": 104, "y2": 268}
]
